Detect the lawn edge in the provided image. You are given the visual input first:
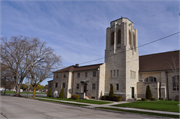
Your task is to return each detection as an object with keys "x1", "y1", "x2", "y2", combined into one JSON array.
[
  {"x1": 95, "y1": 107, "x2": 179, "y2": 118},
  {"x1": 37, "y1": 97, "x2": 112, "y2": 105},
  {"x1": 35, "y1": 98, "x2": 89, "y2": 107}
]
